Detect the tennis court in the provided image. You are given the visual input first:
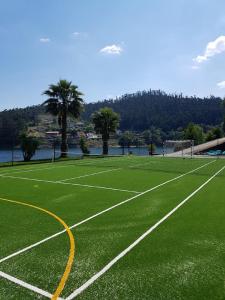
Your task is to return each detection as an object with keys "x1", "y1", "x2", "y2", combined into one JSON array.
[{"x1": 0, "y1": 155, "x2": 224, "y2": 299}]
